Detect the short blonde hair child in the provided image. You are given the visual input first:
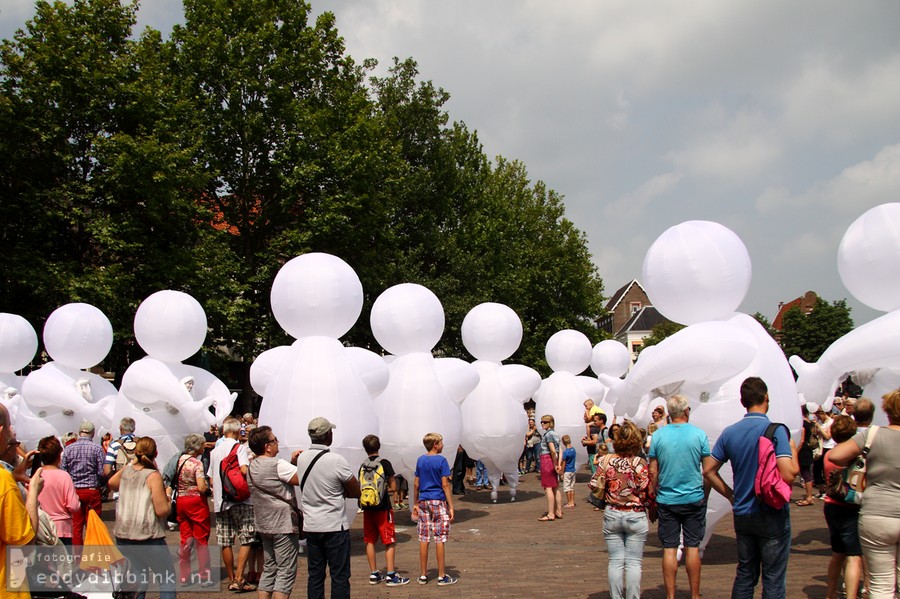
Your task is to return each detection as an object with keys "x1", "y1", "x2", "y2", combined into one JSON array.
[{"x1": 423, "y1": 432, "x2": 443, "y2": 451}]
